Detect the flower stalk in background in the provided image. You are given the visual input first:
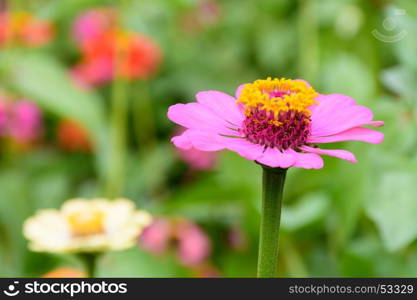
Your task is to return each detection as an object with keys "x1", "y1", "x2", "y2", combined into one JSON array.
[
  {"x1": 24, "y1": 198, "x2": 152, "y2": 277},
  {"x1": 70, "y1": 8, "x2": 162, "y2": 197},
  {"x1": 167, "y1": 77, "x2": 384, "y2": 277}
]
